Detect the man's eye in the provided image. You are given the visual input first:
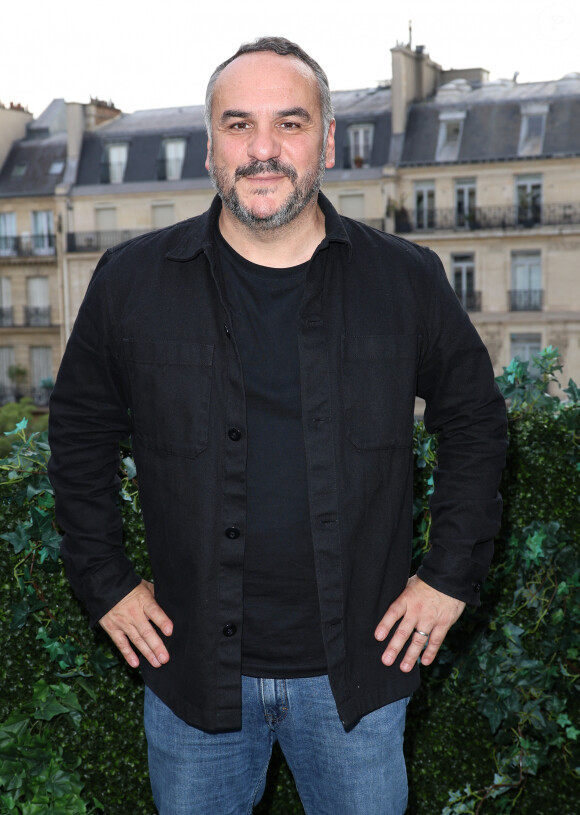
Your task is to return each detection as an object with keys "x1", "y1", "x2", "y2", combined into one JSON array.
[
  {"x1": 280, "y1": 122, "x2": 300, "y2": 129},
  {"x1": 230, "y1": 122, "x2": 250, "y2": 130}
]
